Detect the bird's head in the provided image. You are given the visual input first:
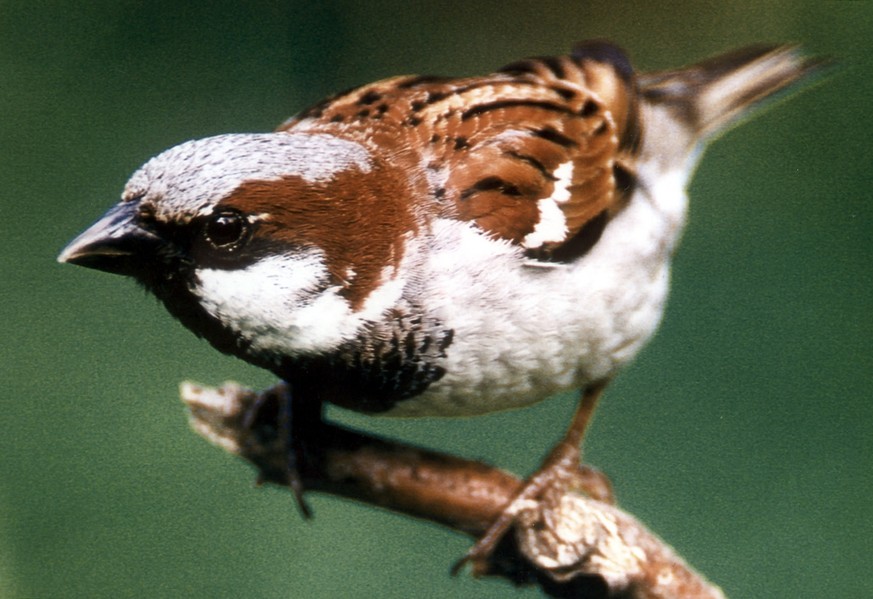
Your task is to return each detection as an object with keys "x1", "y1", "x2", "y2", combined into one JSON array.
[{"x1": 59, "y1": 132, "x2": 416, "y2": 365}]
